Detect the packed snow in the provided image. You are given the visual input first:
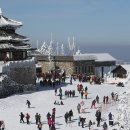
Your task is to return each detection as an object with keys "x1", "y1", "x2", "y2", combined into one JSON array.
[{"x1": 0, "y1": 77, "x2": 130, "y2": 130}]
